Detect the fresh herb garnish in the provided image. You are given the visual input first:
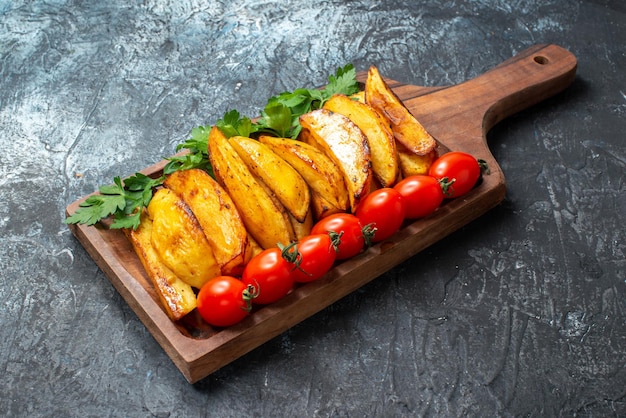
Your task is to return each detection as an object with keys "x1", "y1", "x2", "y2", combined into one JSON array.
[
  {"x1": 215, "y1": 110, "x2": 256, "y2": 139},
  {"x1": 163, "y1": 125, "x2": 213, "y2": 176},
  {"x1": 65, "y1": 173, "x2": 165, "y2": 230},
  {"x1": 218, "y1": 64, "x2": 359, "y2": 139}
]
